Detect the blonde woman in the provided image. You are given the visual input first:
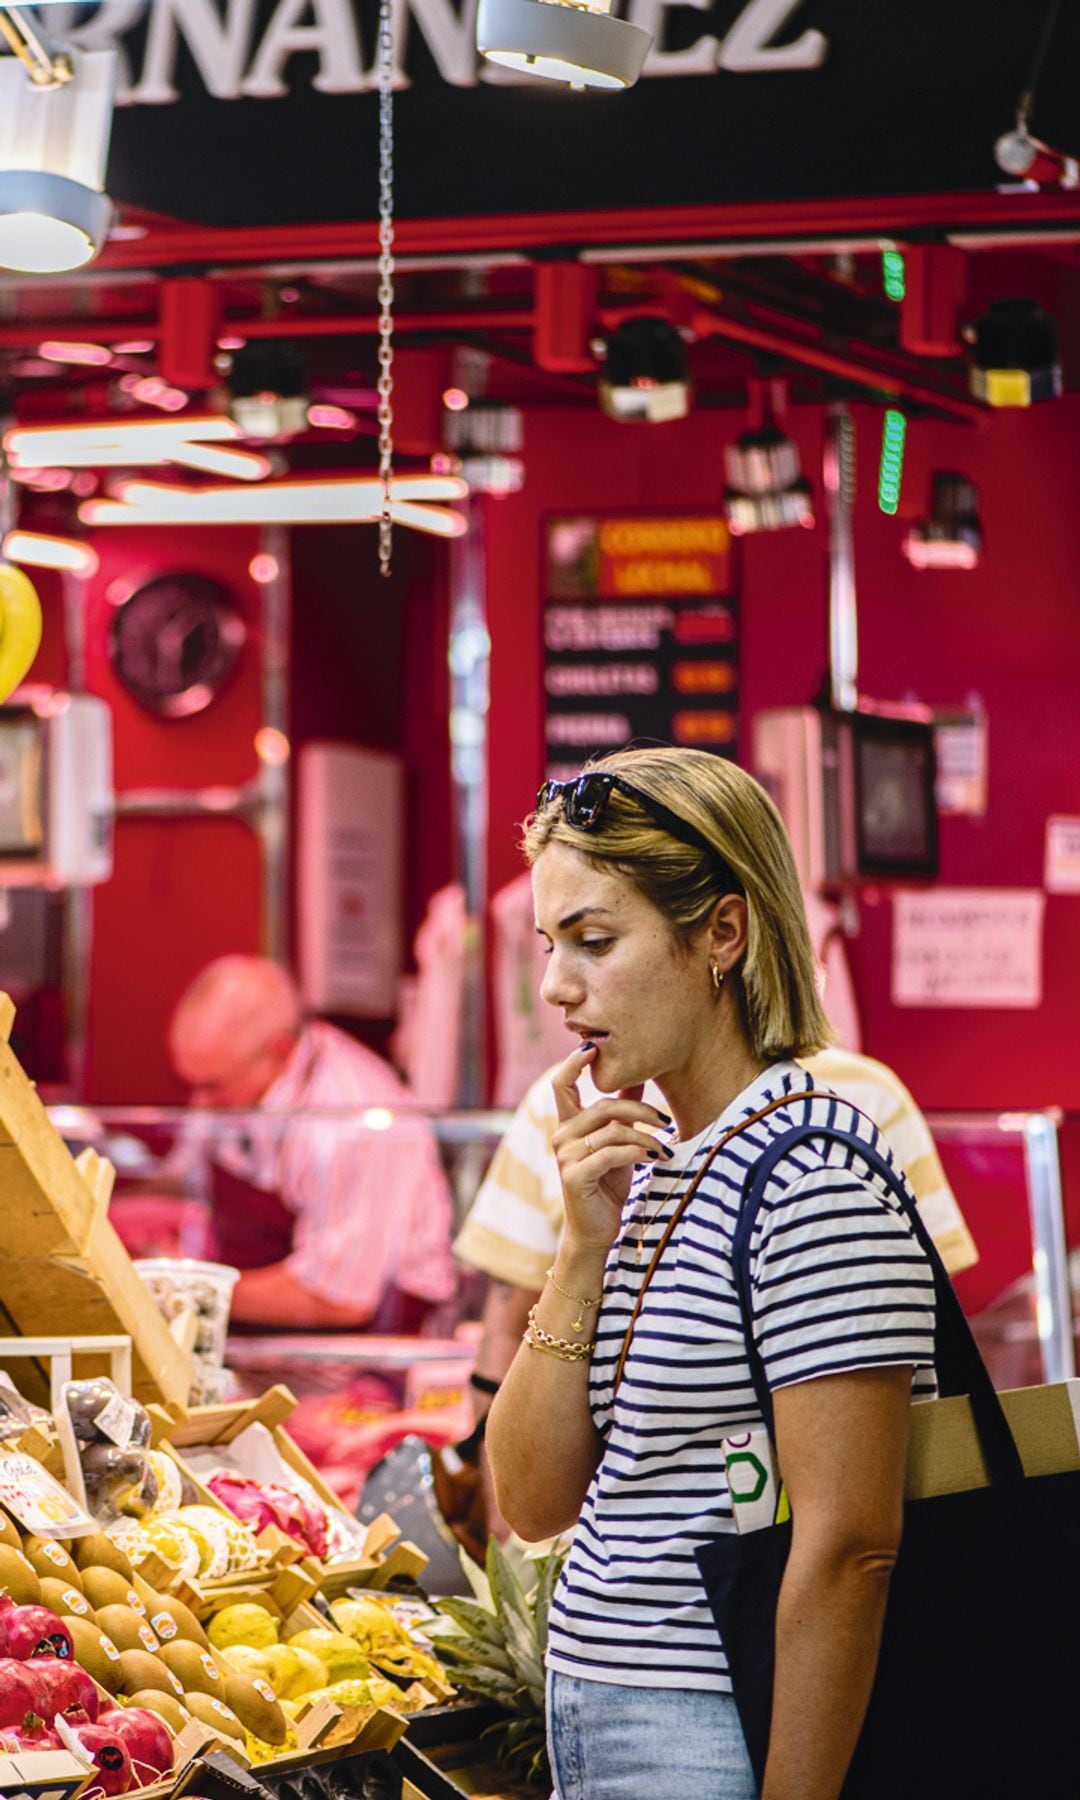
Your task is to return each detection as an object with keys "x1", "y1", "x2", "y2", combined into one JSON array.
[{"x1": 487, "y1": 747, "x2": 937, "y2": 1800}]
